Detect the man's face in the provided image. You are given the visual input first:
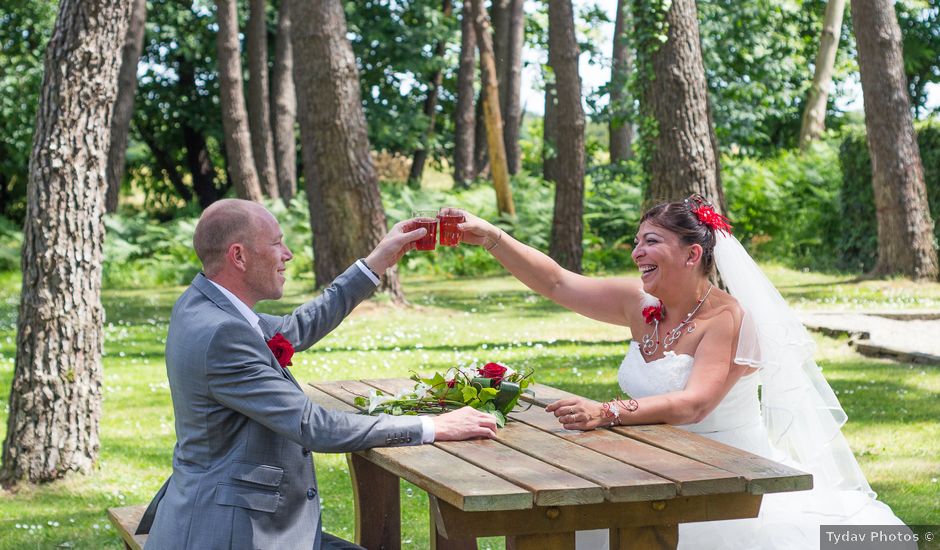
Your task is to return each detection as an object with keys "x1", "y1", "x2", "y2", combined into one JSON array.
[{"x1": 244, "y1": 211, "x2": 293, "y2": 303}]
